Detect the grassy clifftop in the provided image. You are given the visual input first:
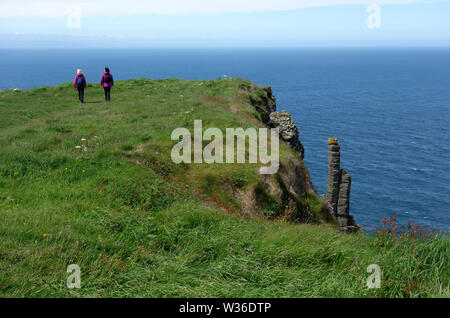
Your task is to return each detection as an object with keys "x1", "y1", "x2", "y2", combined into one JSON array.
[{"x1": 0, "y1": 78, "x2": 448, "y2": 297}]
